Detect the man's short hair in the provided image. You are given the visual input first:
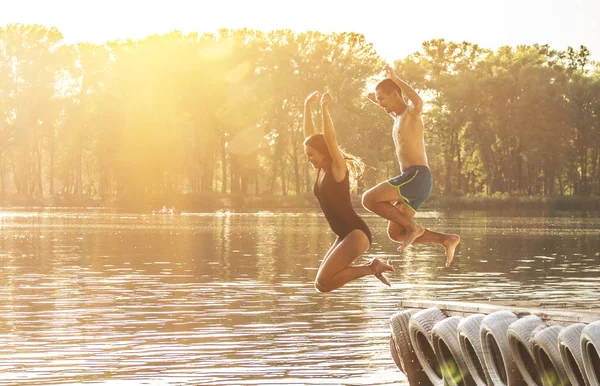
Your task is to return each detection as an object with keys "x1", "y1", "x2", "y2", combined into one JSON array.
[{"x1": 376, "y1": 78, "x2": 402, "y2": 96}]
